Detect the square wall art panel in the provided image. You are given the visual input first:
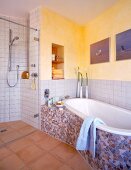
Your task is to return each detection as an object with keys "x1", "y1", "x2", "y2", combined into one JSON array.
[
  {"x1": 116, "y1": 29, "x2": 131, "y2": 61},
  {"x1": 90, "y1": 38, "x2": 110, "y2": 64}
]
